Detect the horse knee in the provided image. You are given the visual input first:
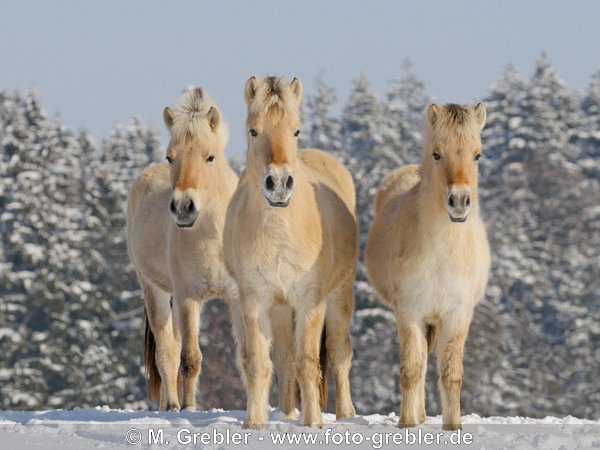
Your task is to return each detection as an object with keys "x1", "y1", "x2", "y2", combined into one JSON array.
[
  {"x1": 327, "y1": 333, "x2": 352, "y2": 366},
  {"x1": 297, "y1": 355, "x2": 320, "y2": 385},
  {"x1": 400, "y1": 359, "x2": 424, "y2": 391},
  {"x1": 181, "y1": 349, "x2": 202, "y2": 379},
  {"x1": 243, "y1": 351, "x2": 272, "y2": 382},
  {"x1": 439, "y1": 360, "x2": 463, "y2": 389}
]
